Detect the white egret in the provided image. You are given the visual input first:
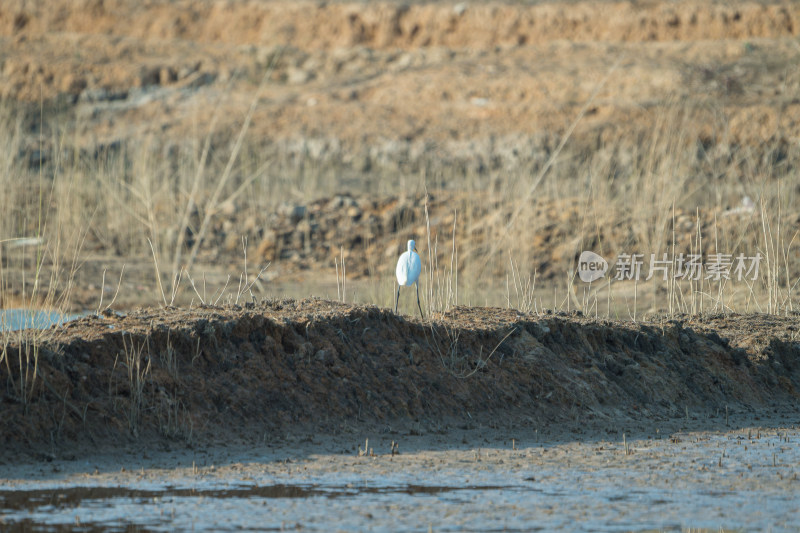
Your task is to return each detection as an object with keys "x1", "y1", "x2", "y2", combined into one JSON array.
[{"x1": 395, "y1": 239, "x2": 423, "y2": 318}]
